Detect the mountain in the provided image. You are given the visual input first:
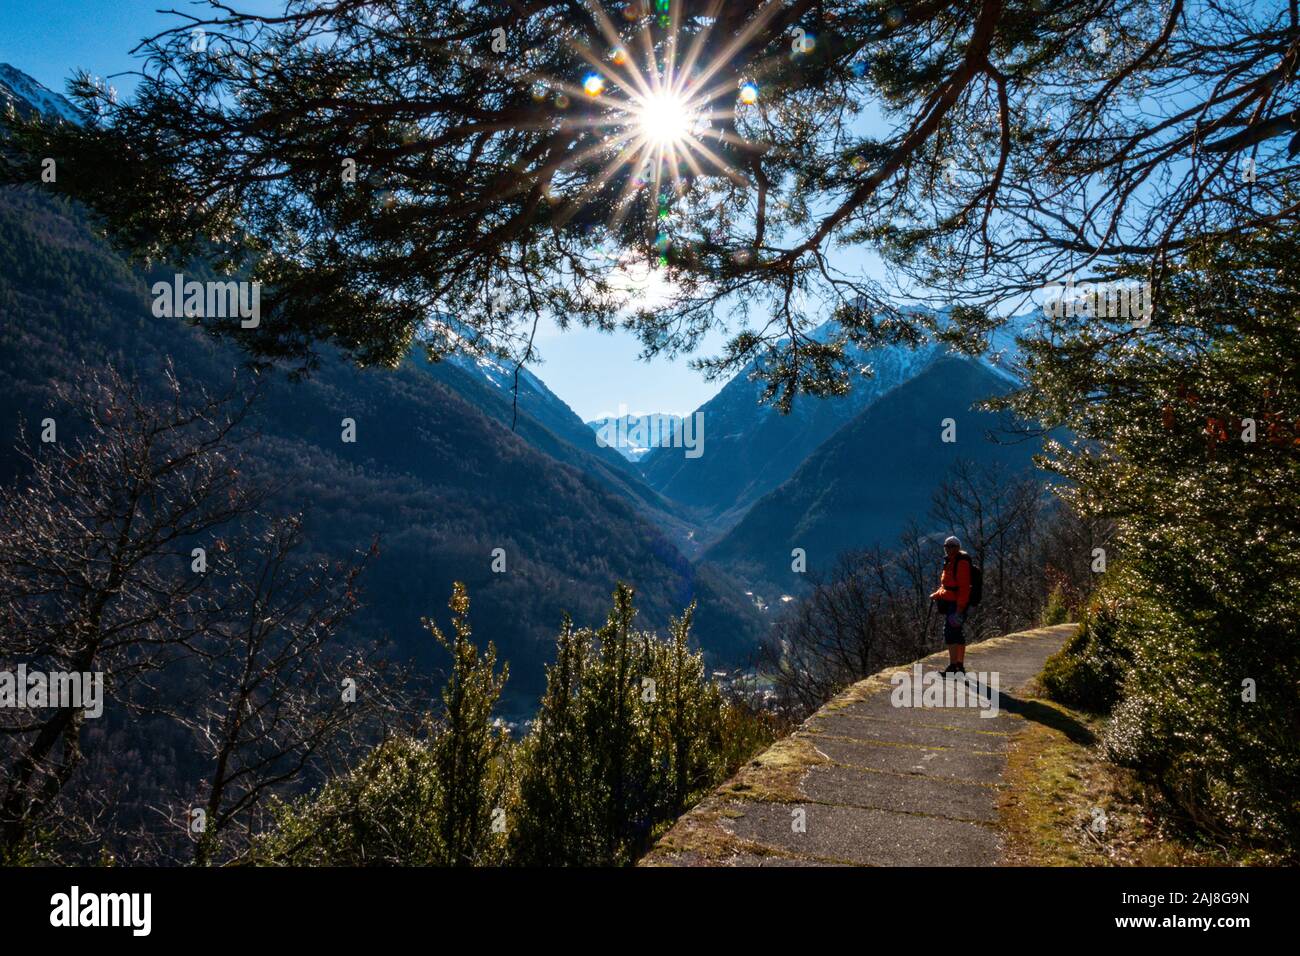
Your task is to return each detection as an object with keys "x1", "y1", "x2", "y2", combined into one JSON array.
[
  {"x1": 701, "y1": 357, "x2": 1043, "y2": 596},
  {"x1": 0, "y1": 183, "x2": 763, "y2": 710},
  {"x1": 415, "y1": 351, "x2": 701, "y2": 552},
  {"x1": 0, "y1": 64, "x2": 81, "y2": 124},
  {"x1": 585, "y1": 412, "x2": 684, "y2": 462},
  {"x1": 637, "y1": 312, "x2": 1035, "y2": 538},
  {"x1": 638, "y1": 336, "x2": 945, "y2": 536},
  {"x1": 422, "y1": 327, "x2": 644, "y2": 483}
]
